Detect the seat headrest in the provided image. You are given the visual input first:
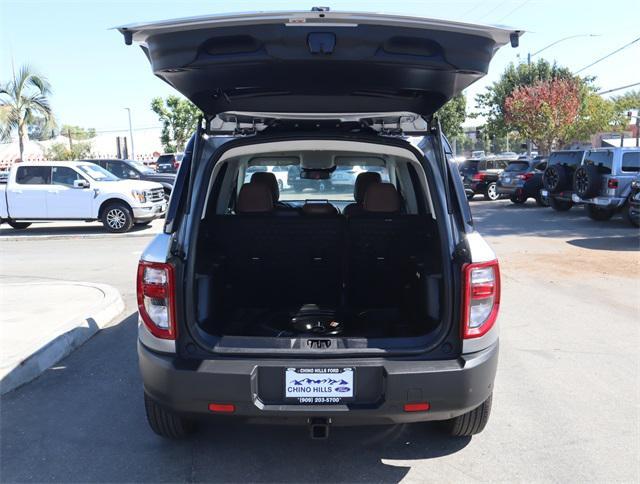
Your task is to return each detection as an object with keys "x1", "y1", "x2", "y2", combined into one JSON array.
[
  {"x1": 354, "y1": 172, "x2": 382, "y2": 203},
  {"x1": 301, "y1": 202, "x2": 338, "y2": 216},
  {"x1": 250, "y1": 171, "x2": 279, "y2": 202},
  {"x1": 236, "y1": 183, "x2": 274, "y2": 213},
  {"x1": 363, "y1": 183, "x2": 401, "y2": 213}
]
